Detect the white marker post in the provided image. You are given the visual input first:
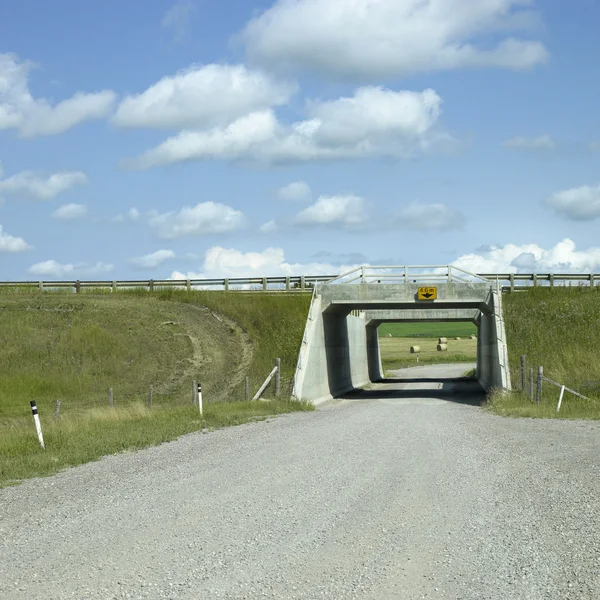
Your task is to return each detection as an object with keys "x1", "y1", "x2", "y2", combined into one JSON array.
[
  {"x1": 30, "y1": 401, "x2": 45, "y2": 449},
  {"x1": 556, "y1": 385, "x2": 566, "y2": 413},
  {"x1": 197, "y1": 383, "x2": 203, "y2": 417}
]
